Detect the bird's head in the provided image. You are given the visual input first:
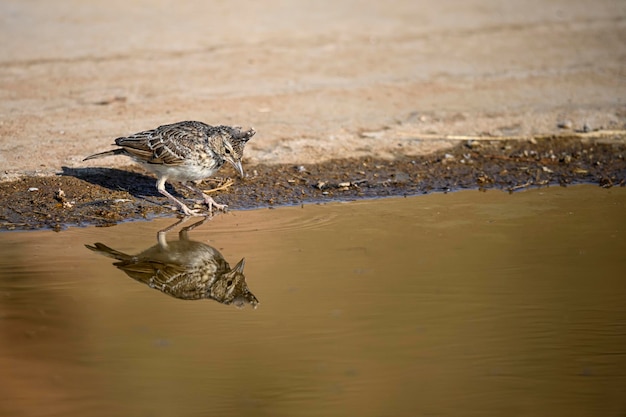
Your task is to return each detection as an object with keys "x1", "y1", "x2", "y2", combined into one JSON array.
[
  {"x1": 219, "y1": 126, "x2": 255, "y2": 178},
  {"x1": 210, "y1": 258, "x2": 259, "y2": 308}
]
